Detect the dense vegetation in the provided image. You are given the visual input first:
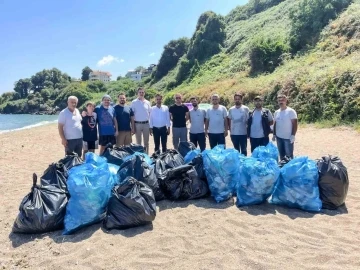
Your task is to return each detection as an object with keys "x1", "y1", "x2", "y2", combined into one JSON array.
[{"x1": 1, "y1": 0, "x2": 359, "y2": 126}]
